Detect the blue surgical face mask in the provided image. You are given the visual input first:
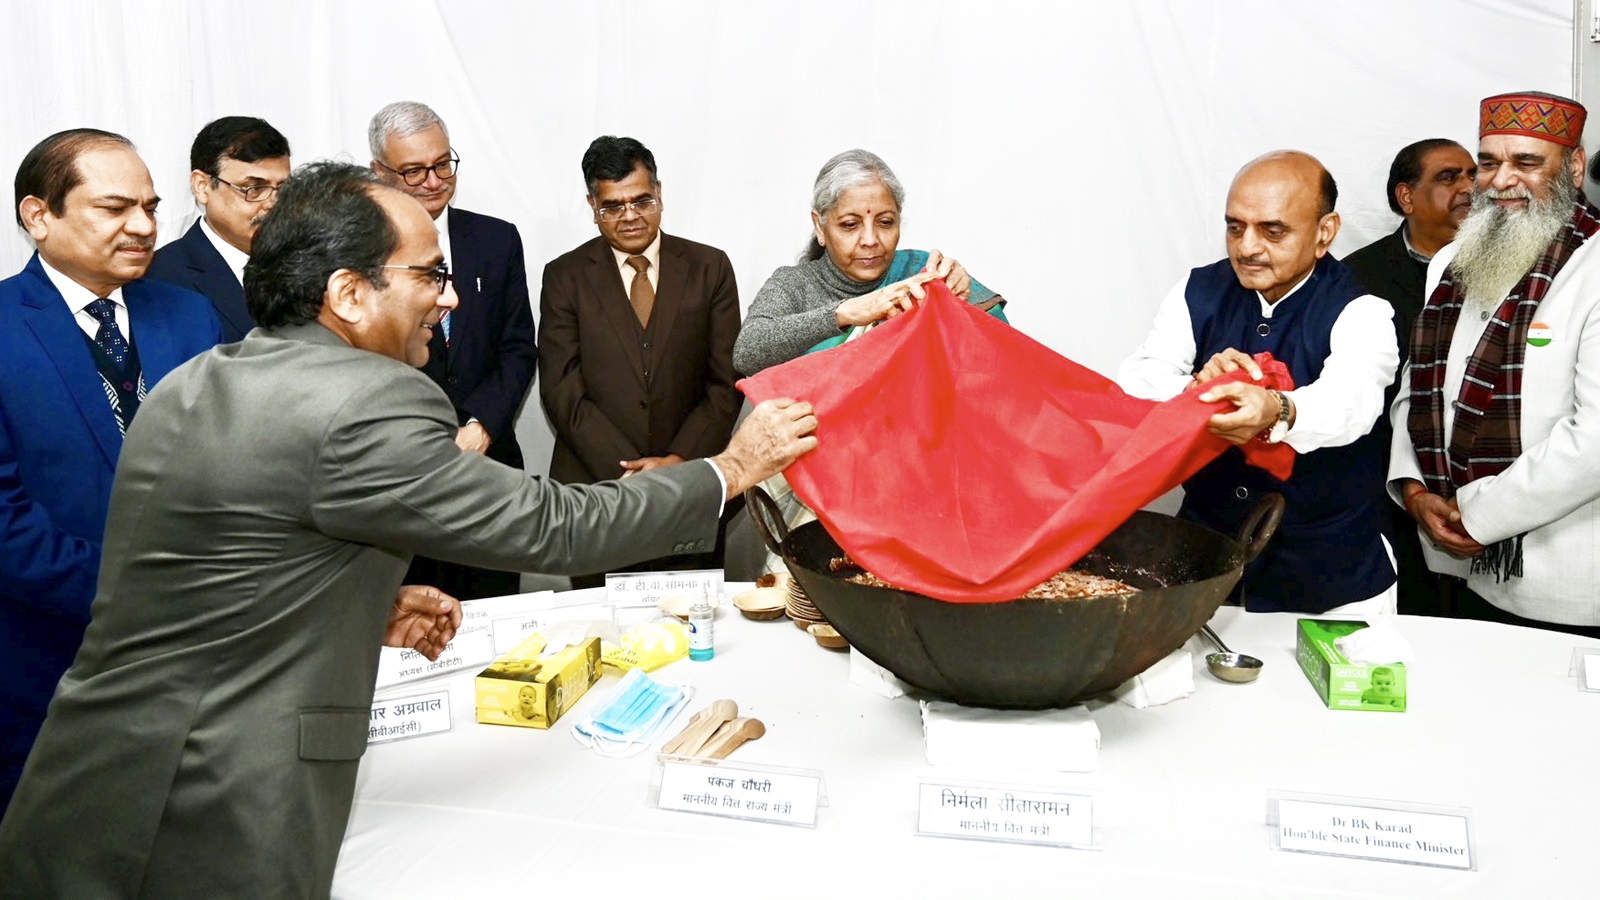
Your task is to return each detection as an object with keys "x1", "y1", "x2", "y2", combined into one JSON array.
[{"x1": 572, "y1": 669, "x2": 691, "y2": 758}]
